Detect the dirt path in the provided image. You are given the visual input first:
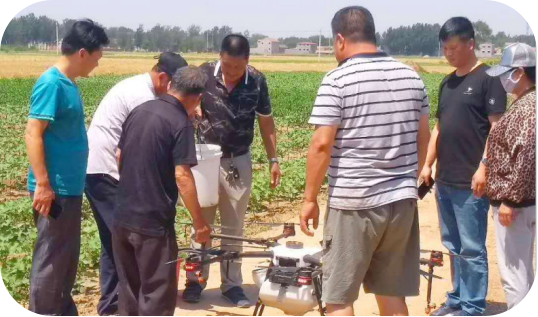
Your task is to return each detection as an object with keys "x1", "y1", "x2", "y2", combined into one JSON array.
[{"x1": 173, "y1": 192, "x2": 508, "y2": 316}]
